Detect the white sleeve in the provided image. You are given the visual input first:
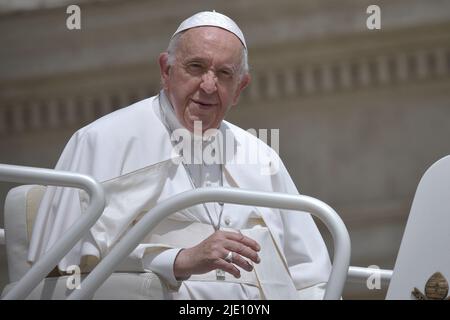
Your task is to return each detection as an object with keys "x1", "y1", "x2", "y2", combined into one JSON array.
[
  {"x1": 113, "y1": 245, "x2": 184, "y2": 290},
  {"x1": 142, "y1": 248, "x2": 184, "y2": 290}
]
